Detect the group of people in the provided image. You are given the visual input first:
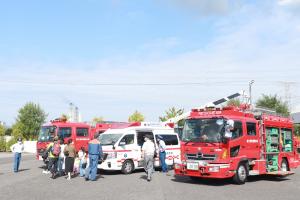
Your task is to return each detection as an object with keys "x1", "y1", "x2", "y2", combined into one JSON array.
[
  {"x1": 10, "y1": 133, "x2": 168, "y2": 182},
  {"x1": 42, "y1": 133, "x2": 103, "y2": 181}
]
